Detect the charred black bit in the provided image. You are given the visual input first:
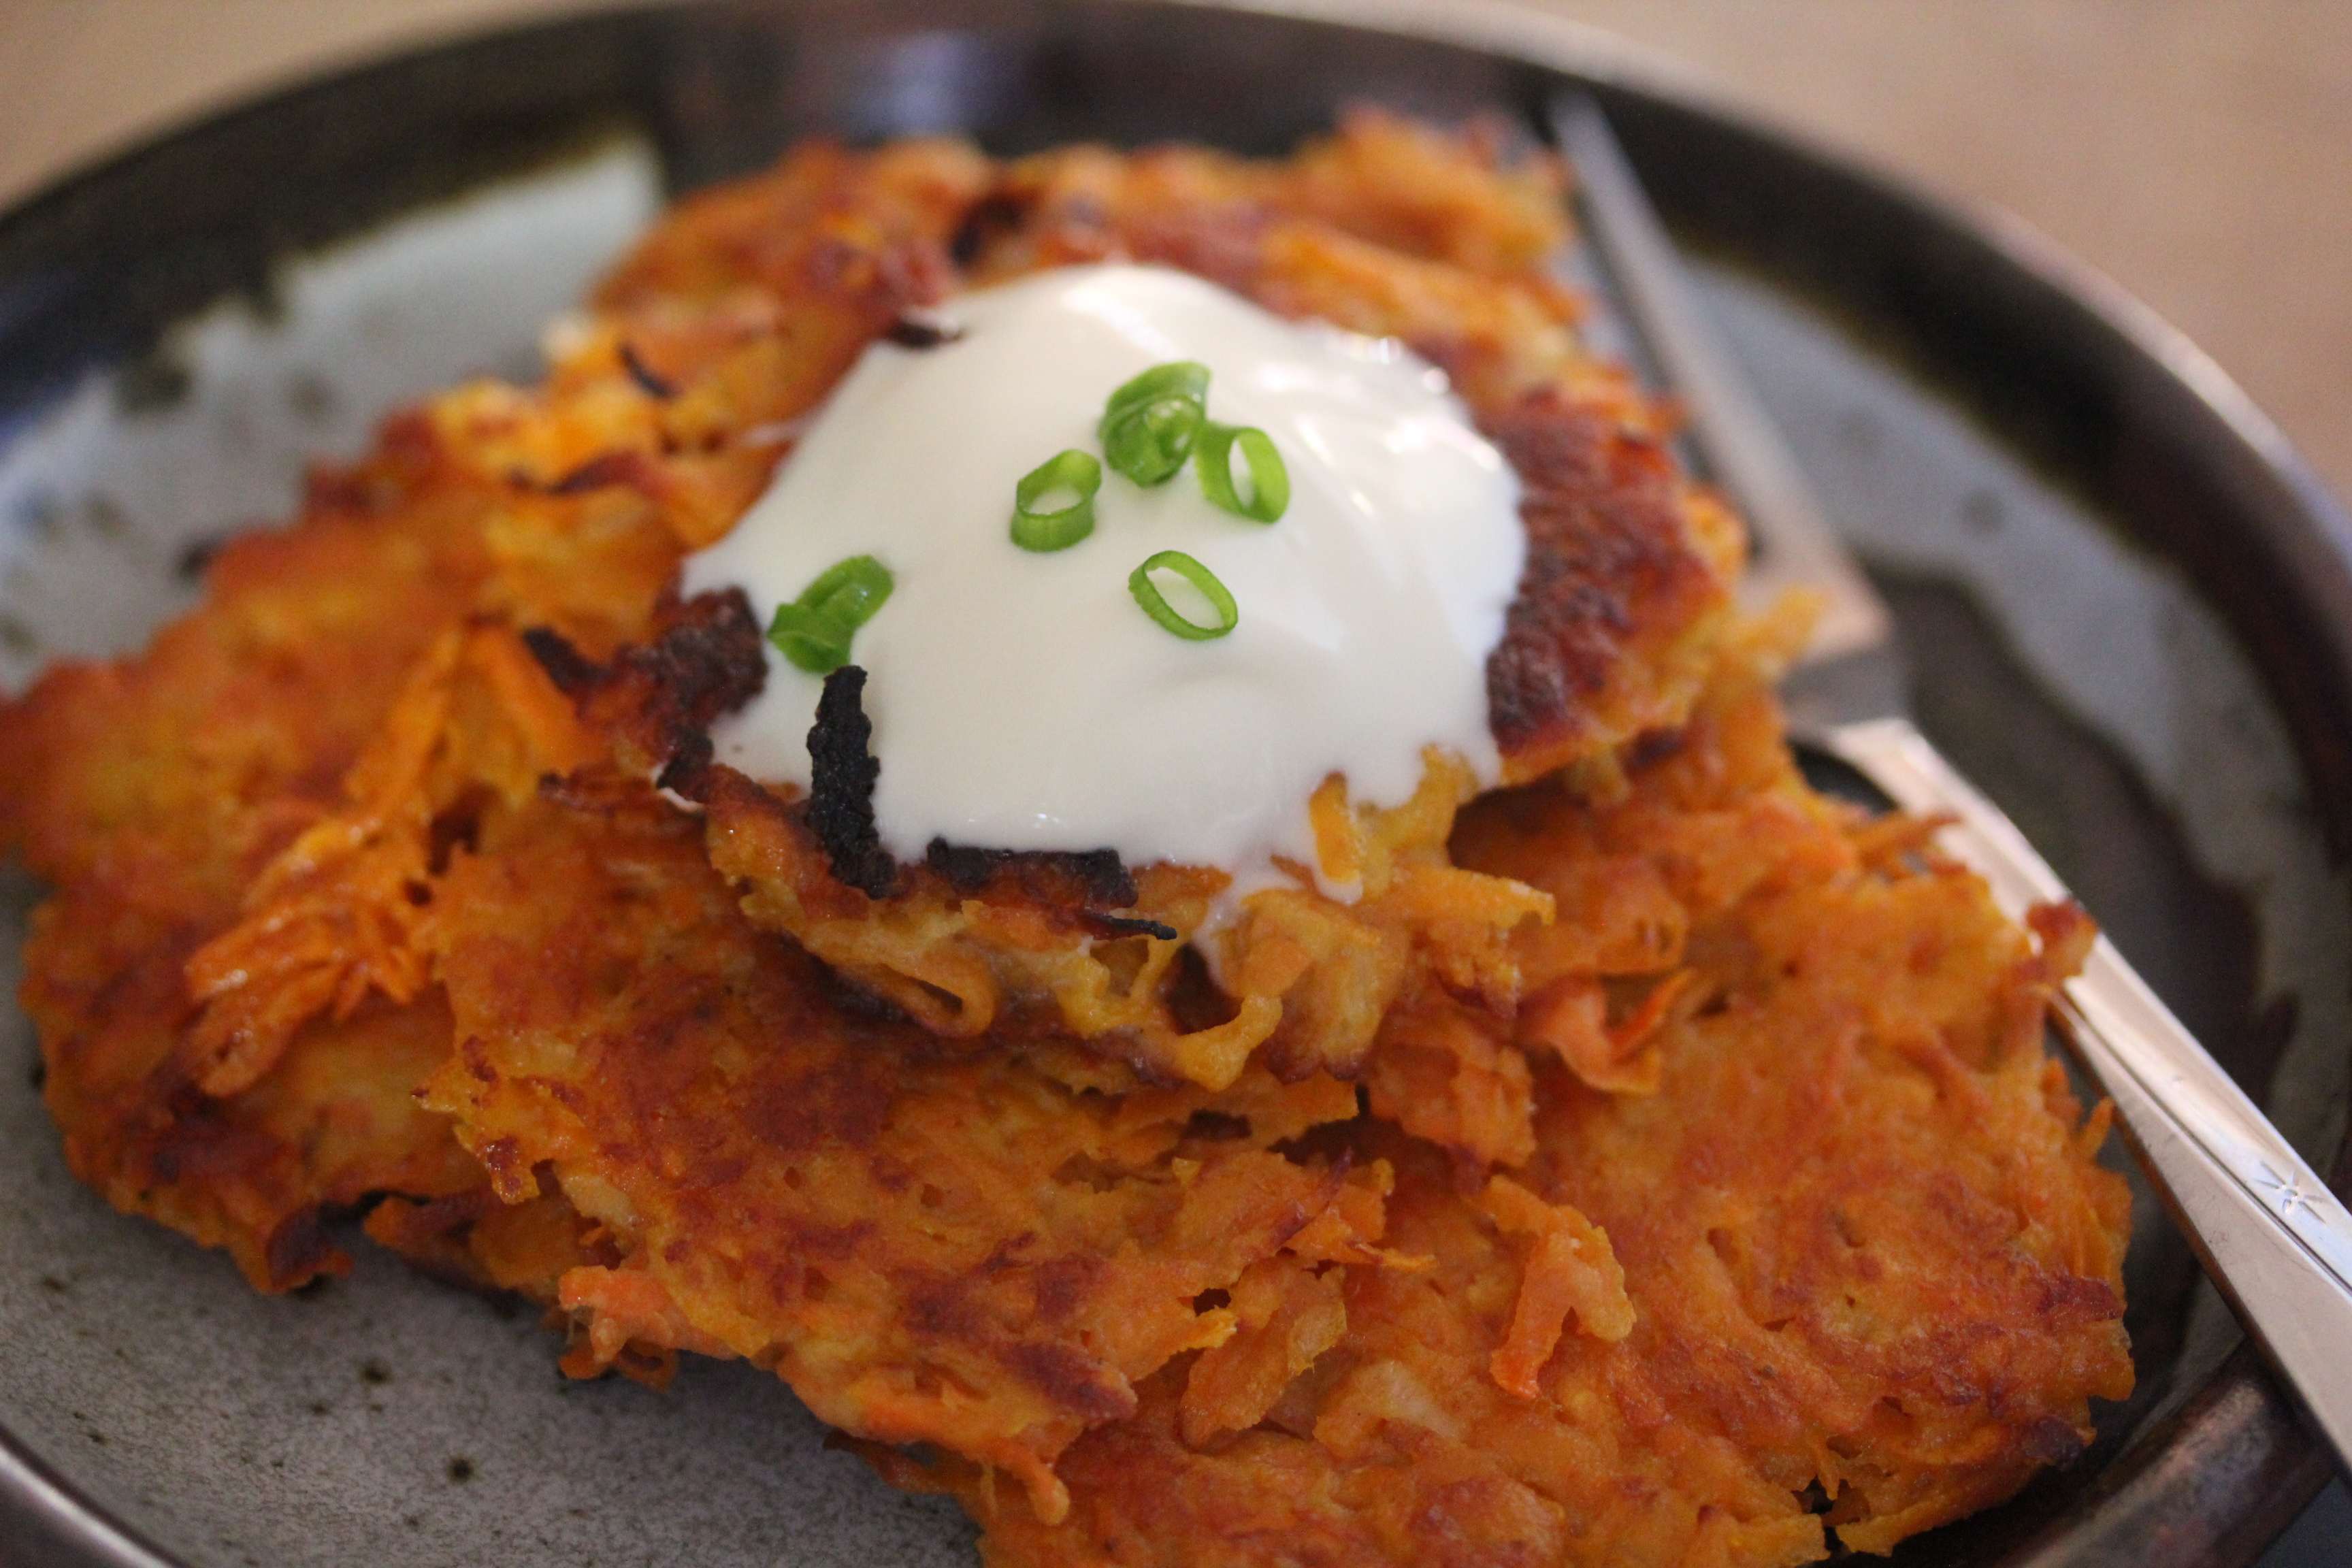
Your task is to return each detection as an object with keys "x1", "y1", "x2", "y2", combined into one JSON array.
[
  {"x1": 1081, "y1": 911, "x2": 1181, "y2": 942},
  {"x1": 882, "y1": 312, "x2": 966, "y2": 350},
  {"x1": 654, "y1": 732, "x2": 717, "y2": 798},
  {"x1": 523, "y1": 591, "x2": 765, "y2": 791},
  {"x1": 949, "y1": 189, "x2": 1034, "y2": 269},
  {"x1": 807, "y1": 666, "x2": 901, "y2": 899},
  {"x1": 521, "y1": 626, "x2": 599, "y2": 696},
  {"x1": 1062, "y1": 849, "x2": 1139, "y2": 907},
  {"x1": 634, "y1": 589, "x2": 769, "y2": 732},
  {"x1": 925, "y1": 839, "x2": 1139, "y2": 908},
  {"x1": 923, "y1": 840, "x2": 1169, "y2": 936},
  {"x1": 617, "y1": 340, "x2": 678, "y2": 399}
]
